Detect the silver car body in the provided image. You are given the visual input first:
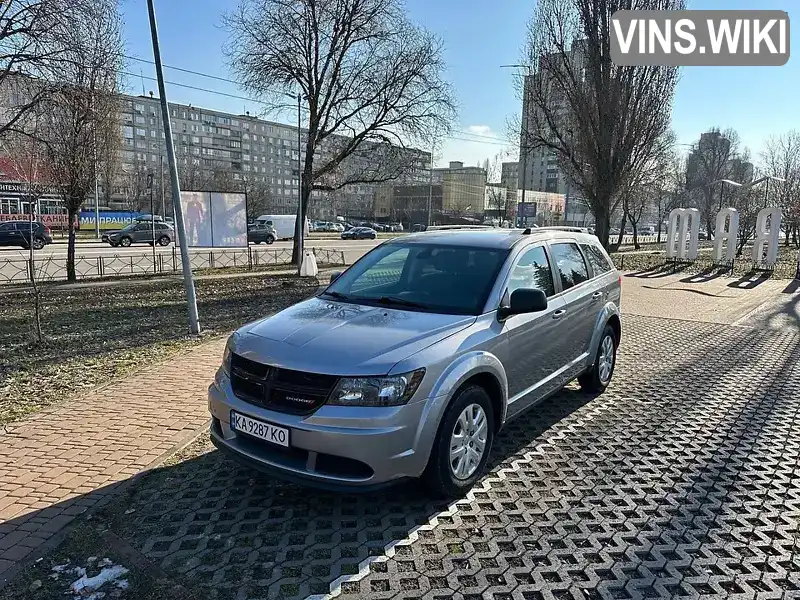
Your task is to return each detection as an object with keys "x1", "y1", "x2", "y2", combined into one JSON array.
[{"x1": 208, "y1": 229, "x2": 621, "y2": 490}]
